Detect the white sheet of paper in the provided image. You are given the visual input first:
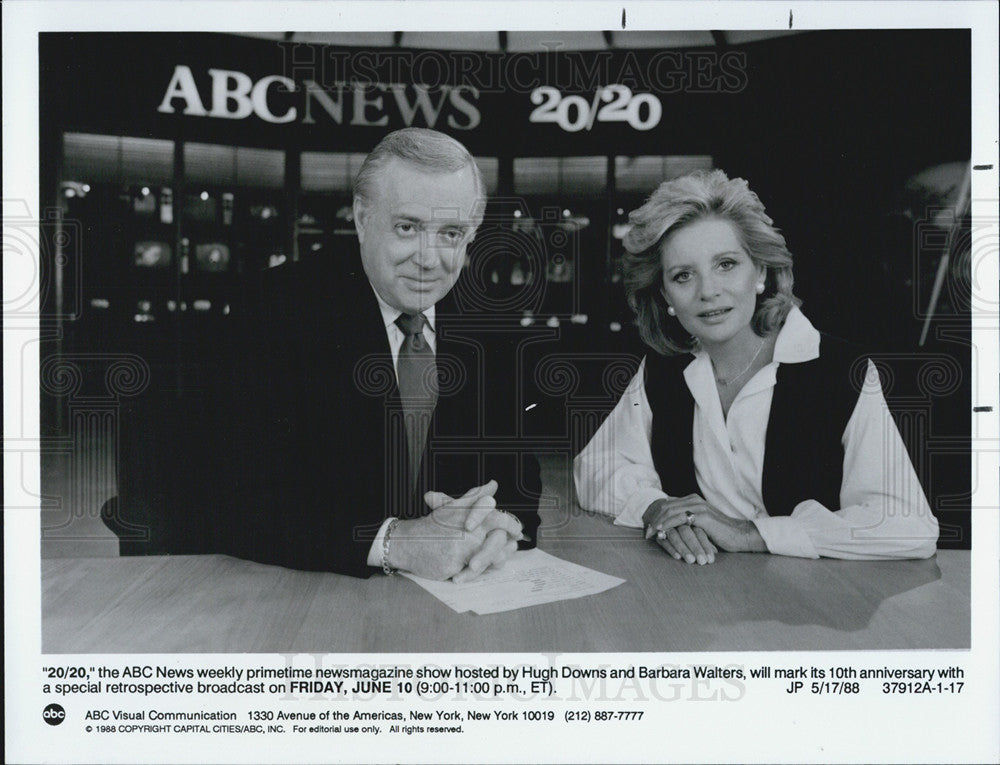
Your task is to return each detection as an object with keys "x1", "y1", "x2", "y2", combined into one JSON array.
[{"x1": 402, "y1": 548, "x2": 626, "y2": 614}]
